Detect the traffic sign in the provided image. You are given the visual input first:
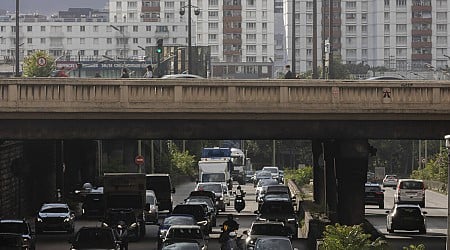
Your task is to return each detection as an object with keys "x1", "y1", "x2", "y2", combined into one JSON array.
[
  {"x1": 135, "y1": 155, "x2": 144, "y2": 165},
  {"x1": 37, "y1": 57, "x2": 47, "y2": 67}
]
